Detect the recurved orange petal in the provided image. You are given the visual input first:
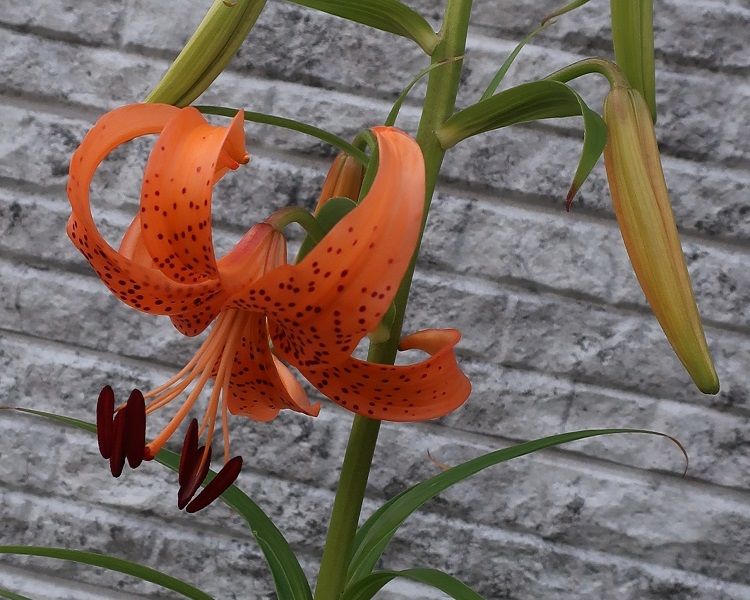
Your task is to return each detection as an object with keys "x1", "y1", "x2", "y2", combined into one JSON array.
[
  {"x1": 119, "y1": 215, "x2": 153, "y2": 268},
  {"x1": 226, "y1": 312, "x2": 320, "y2": 420},
  {"x1": 67, "y1": 104, "x2": 223, "y2": 321},
  {"x1": 297, "y1": 329, "x2": 470, "y2": 421},
  {"x1": 139, "y1": 108, "x2": 248, "y2": 285},
  {"x1": 229, "y1": 126, "x2": 425, "y2": 368}
]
